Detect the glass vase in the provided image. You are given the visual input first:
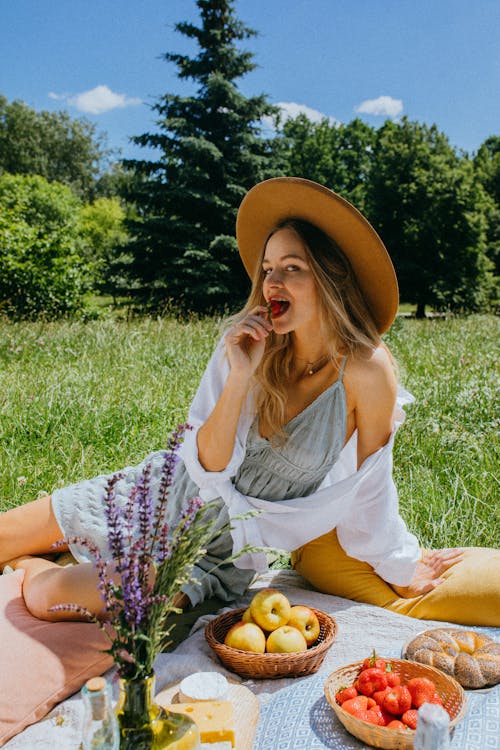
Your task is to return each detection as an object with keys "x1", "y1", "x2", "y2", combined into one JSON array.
[{"x1": 116, "y1": 672, "x2": 200, "y2": 750}]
